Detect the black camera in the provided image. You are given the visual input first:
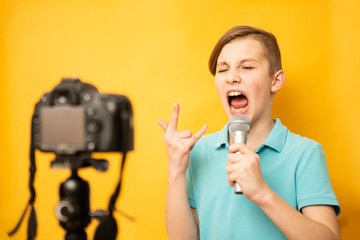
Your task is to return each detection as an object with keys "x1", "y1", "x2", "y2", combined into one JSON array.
[
  {"x1": 32, "y1": 78, "x2": 134, "y2": 155},
  {"x1": 8, "y1": 78, "x2": 133, "y2": 240}
]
